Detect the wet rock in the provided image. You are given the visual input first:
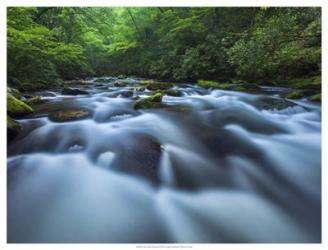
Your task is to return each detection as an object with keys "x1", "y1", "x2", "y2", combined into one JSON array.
[
  {"x1": 120, "y1": 91, "x2": 133, "y2": 98},
  {"x1": 64, "y1": 79, "x2": 88, "y2": 85},
  {"x1": 135, "y1": 87, "x2": 145, "y2": 92},
  {"x1": 113, "y1": 133, "x2": 162, "y2": 184},
  {"x1": 26, "y1": 96, "x2": 45, "y2": 105},
  {"x1": 146, "y1": 82, "x2": 173, "y2": 91},
  {"x1": 7, "y1": 94, "x2": 34, "y2": 118},
  {"x1": 62, "y1": 88, "x2": 88, "y2": 95},
  {"x1": 49, "y1": 109, "x2": 90, "y2": 122},
  {"x1": 7, "y1": 87, "x2": 21, "y2": 99},
  {"x1": 7, "y1": 116, "x2": 21, "y2": 143},
  {"x1": 114, "y1": 81, "x2": 127, "y2": 87},
  {"x1": 134, "y1": 92, "x2": 163, "y2": 109},
  {"x1": 94, "y1": 77, "x2": 115, "y2": 83},
  {"x1": 39, "y1": 91, "x2": 56, "y2": 97},
  {"x1": 310, "y1": 93, "x2": 321, "y2": 103},
  {"x1": 286, "y1": 90, "x2": 306, "y2": 99},
  {"x1": 254, "y1": 97, "x2": 295, "y2": 110},
  {"x1": 164, "y1": 89, "x2": 183, "y2": 97}
]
